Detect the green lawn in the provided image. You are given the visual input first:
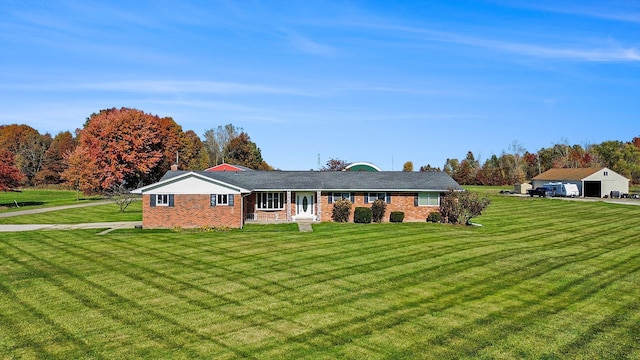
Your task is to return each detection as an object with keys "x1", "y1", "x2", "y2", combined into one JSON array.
[
  {"x1": 0, "y1": 194, "x2": 638, "y2": 359},
  {"x1": 0, "y1": 201, "x2": 142, "y2": 224},
  {"x1": 0, "y1": 189, "x2": 103, "y2": 212}
]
